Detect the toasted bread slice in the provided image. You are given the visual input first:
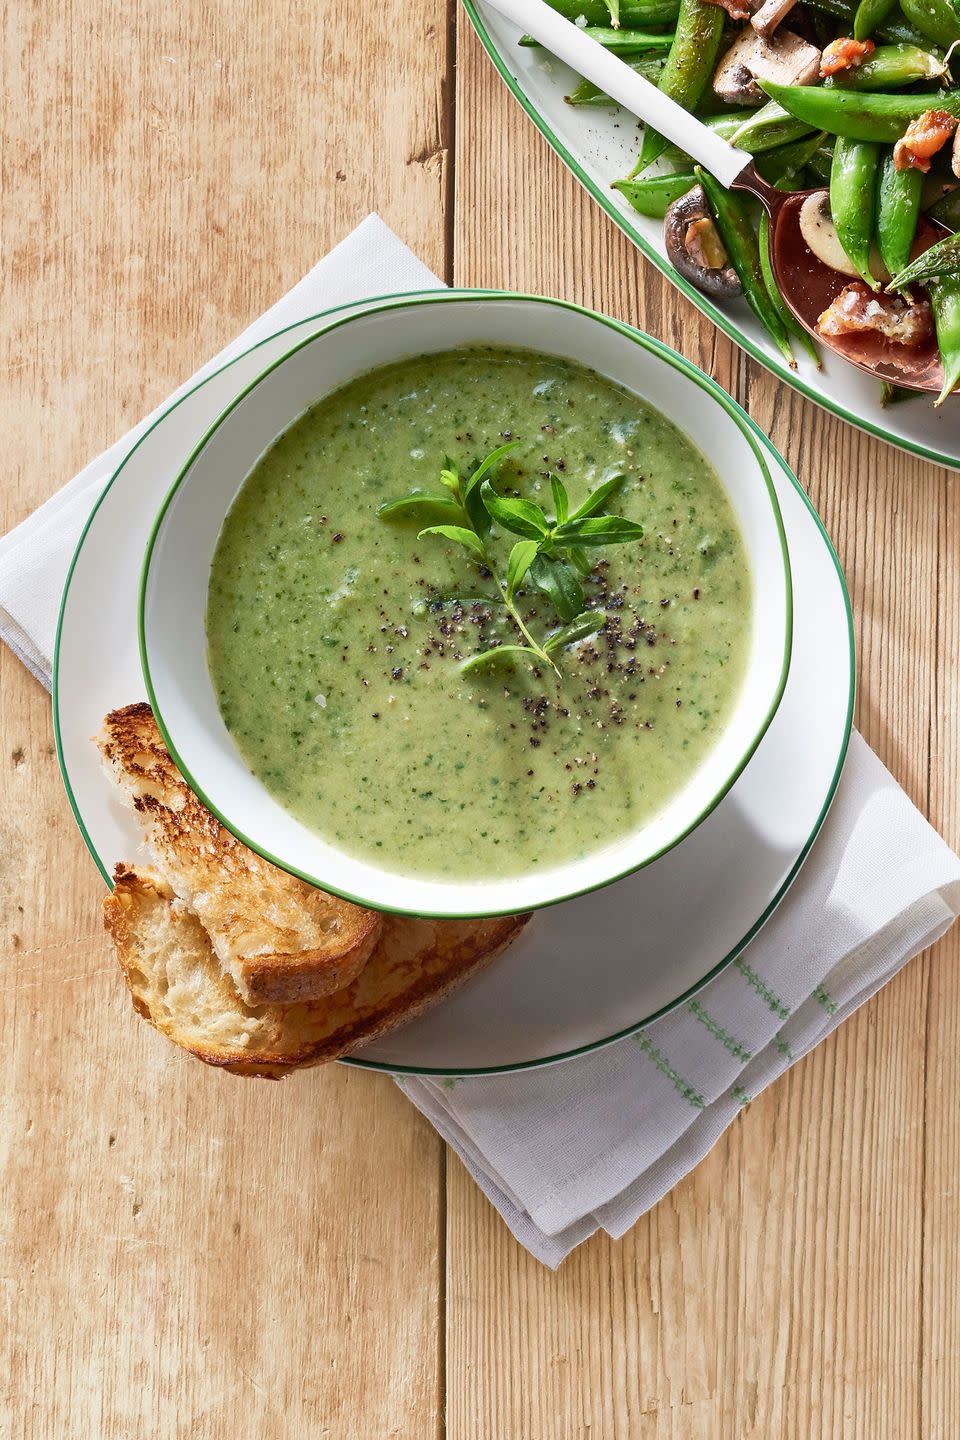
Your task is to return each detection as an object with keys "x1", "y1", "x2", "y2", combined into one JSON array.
[
  {"x1": 98, "y1": 703, "x2": 381, "y2": 1004},
  {"x1": 104, "y1": 867, "x2": 528, "y2": 1077}
]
